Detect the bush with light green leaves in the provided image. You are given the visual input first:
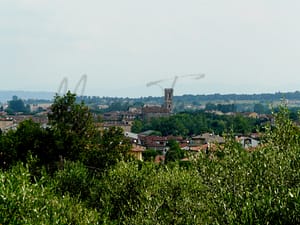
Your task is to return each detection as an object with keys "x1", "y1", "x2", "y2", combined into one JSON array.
[{"x1": 0, "y1": 163, "x2": 100, "y2": 225}]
